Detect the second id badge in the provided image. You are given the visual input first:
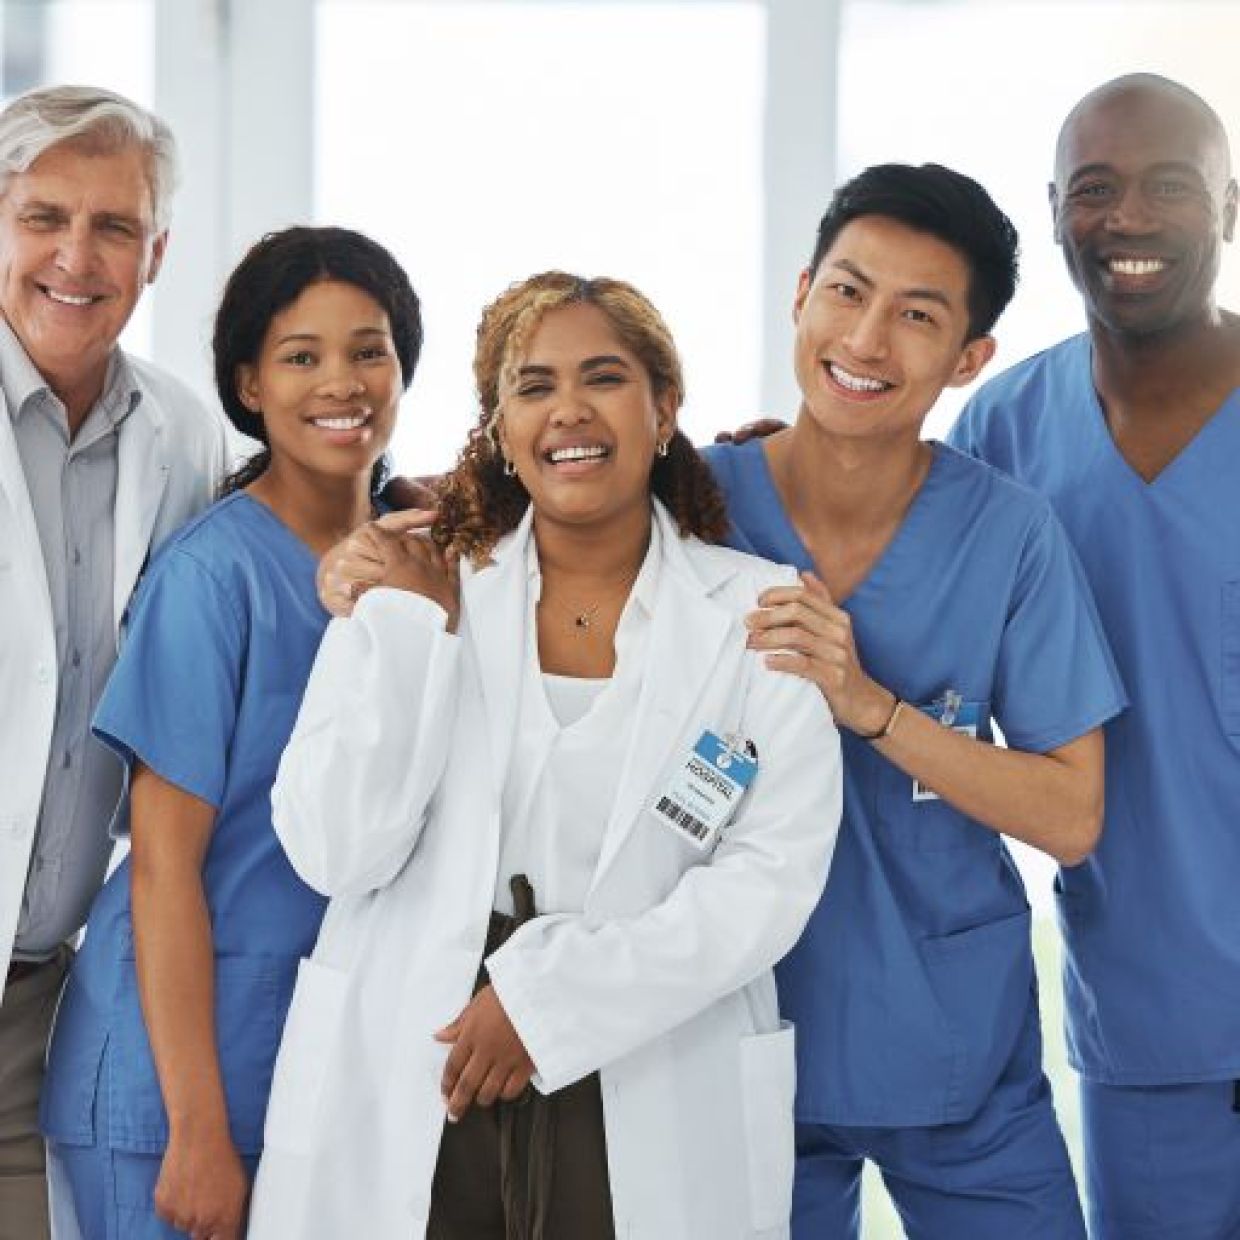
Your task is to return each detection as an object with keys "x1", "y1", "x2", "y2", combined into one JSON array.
[
  {"x1": 652, "y1": 731, "x2": 759, "y2": 850},
  {"x1": 913, "y1": 690, "x2": 984, "y2": 802}
]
